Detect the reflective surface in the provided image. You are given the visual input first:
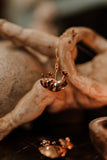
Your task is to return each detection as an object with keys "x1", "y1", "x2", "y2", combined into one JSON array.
[{"x1": 0, "y1": 110, "x2": 103, "y2": 160}]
